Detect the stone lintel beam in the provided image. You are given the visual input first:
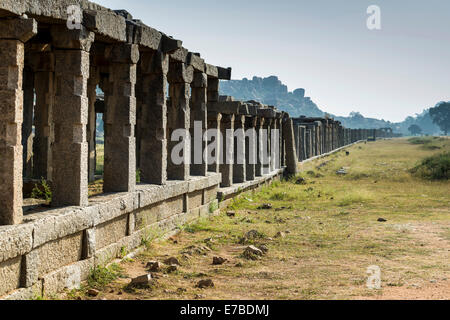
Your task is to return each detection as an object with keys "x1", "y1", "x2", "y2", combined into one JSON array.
[
  {"x1": 169, "y1": 47, "x2": 189, "y2": 63},
  {"x1": 83, "y1": 9, "x2": 127, "y2": 42},
  {"x1": 187, "y1": 52, "x2": 205, "y2": 72},
  {"x1": 0, "y1": 18, "x2": 37, "y2": 42},
  {"x1": 257, "y1": 108, "x2": 276, "y2": 119},
  {"x1": 219, "y1": 95, "x2": 234, "y2": 102},
  {"x1": 132, "y1": 24, "x2": 162, "y2": 50},
  {"x1": 162, "y1": 35, "x2": 182, "y2": 53},
  {"x1": 205, "y1": 64, "x2": 218, "y2": 78},
  {"x1": 51, "y1": 25, "x2": 94, "y2": 51},
  {"x1": 238, "y1": 104, "x2": 258, "y2": 117},
  {"x1": 208, "y1": 101, "x2": 241, "y2": 115},
  {"x1": 217, "y1": 66, "x2": 232, "y2": 80}
]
